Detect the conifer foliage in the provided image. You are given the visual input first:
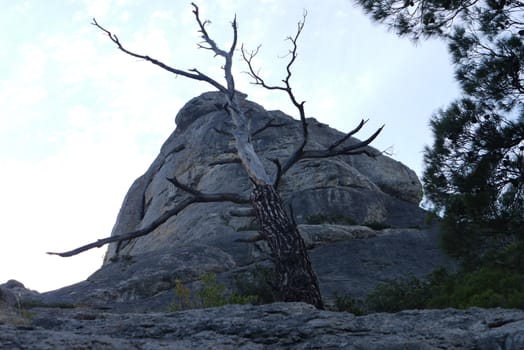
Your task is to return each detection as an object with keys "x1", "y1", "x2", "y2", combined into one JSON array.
[{"x1": 356, "y1": 0, "x2": 523, "y2": 264}]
